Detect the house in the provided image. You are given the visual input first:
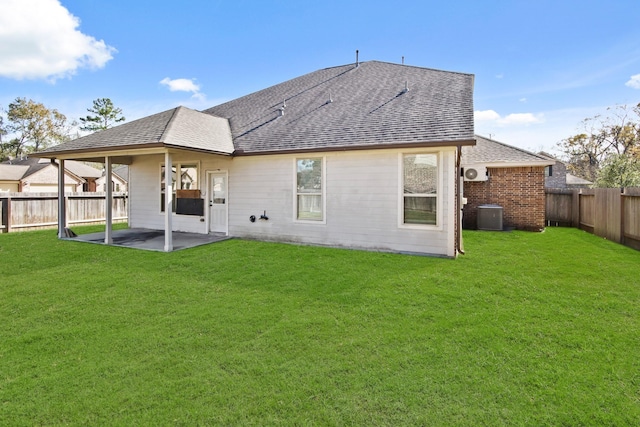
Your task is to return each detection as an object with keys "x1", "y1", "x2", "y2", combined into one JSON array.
[
  {"x1": 96, "y1": 165, "x2": 128, "y2": 192},
  {"x1": 461, "y1": 135, "x2": 553, "y2": 231},
  {"x1": 37, "y1": 60, "x2": 475, "y2": 256},
  {"x1": 537, "y1": 152, "x2": 593, "y2": 189},
  {"x1": 0, "y1": 157, "x2": 126, "y2": 193},
  {"x1": 0, "y1": 157, "x2": 89, "y2": 192}
]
